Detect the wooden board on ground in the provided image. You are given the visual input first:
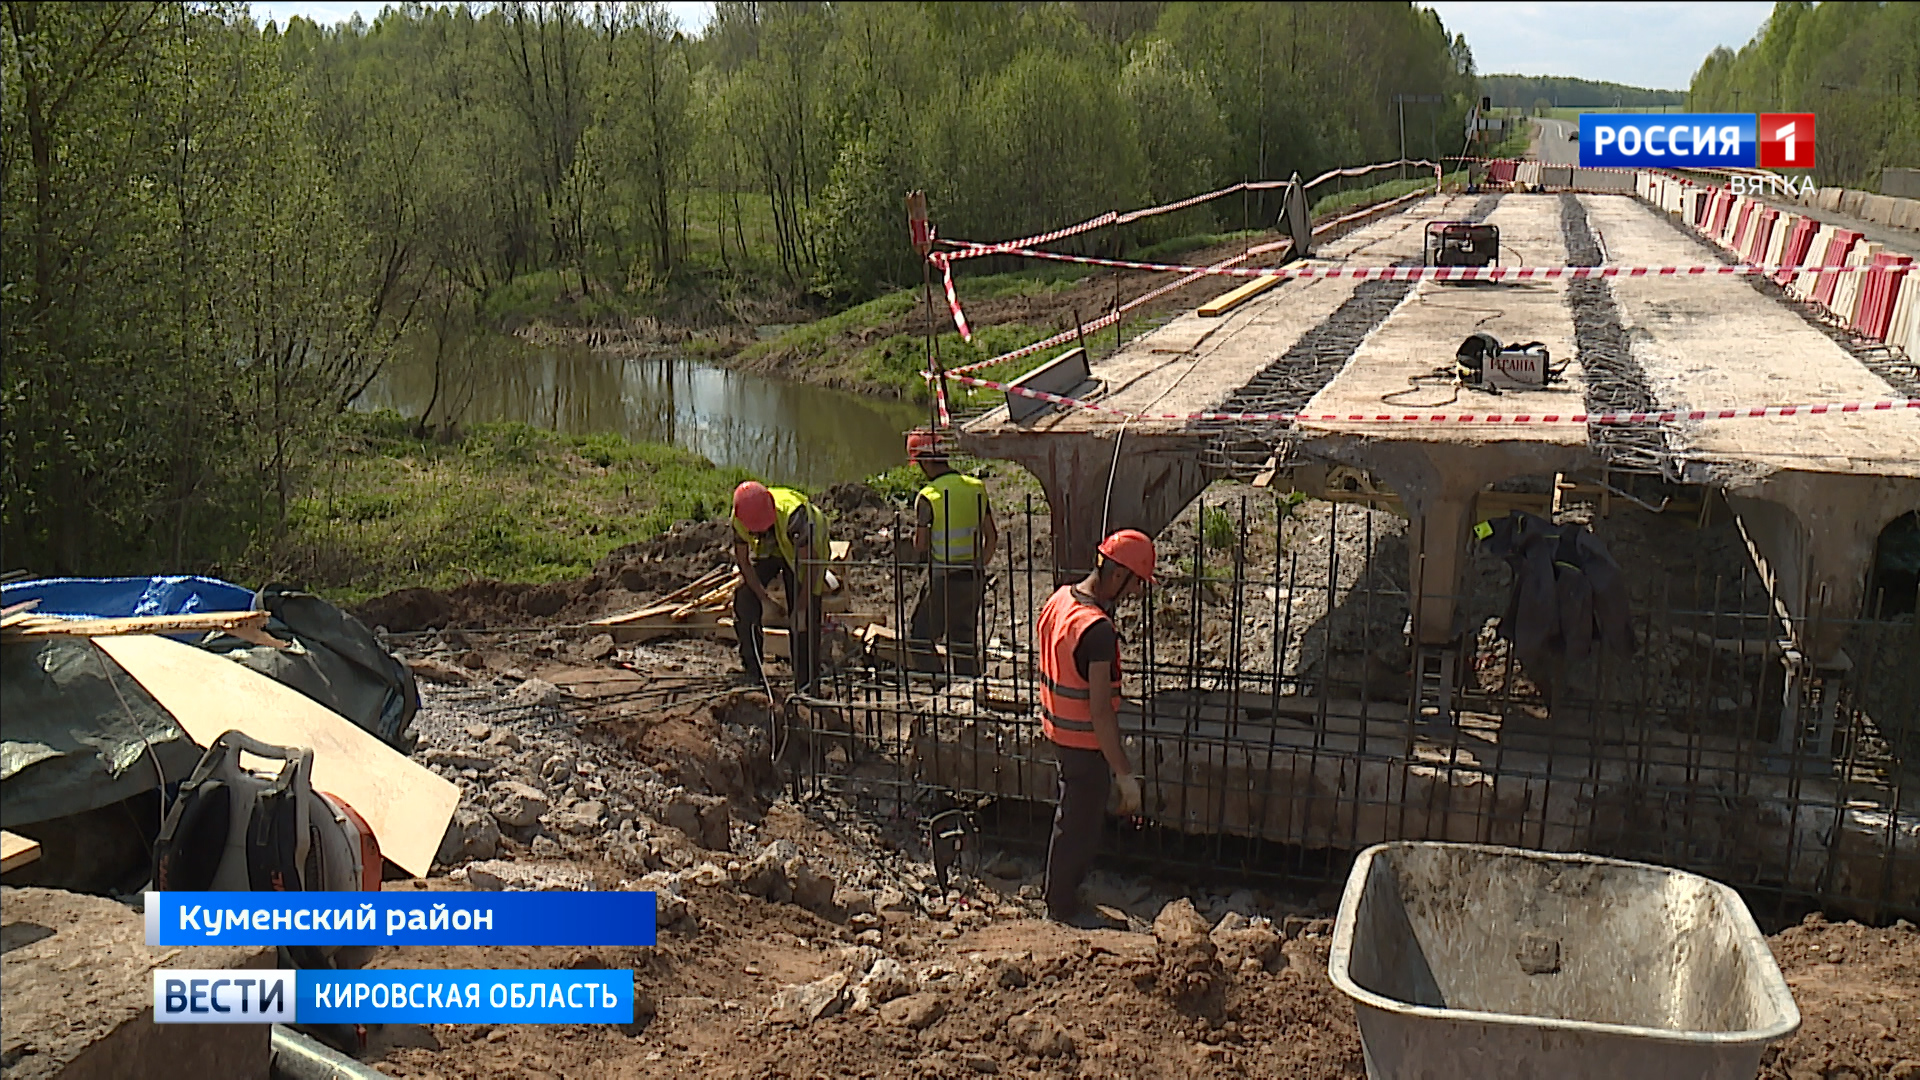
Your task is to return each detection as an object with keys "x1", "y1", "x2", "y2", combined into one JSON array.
[
  {"x1": 1197, "y1": 274, "x2": 1281, "y2": 317},
  {"x1": 1, "y1": 831, "x2": 41, "y2": 874},
  {"x1": 607, "y1": 610, "x2": 730, "y2": 644},
  {"x1": 1, "y1": 610, "x2": 287, "y2": 648},
  {"x1": 92, "y1": 634, "x2": 458, "y2": 877}
]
